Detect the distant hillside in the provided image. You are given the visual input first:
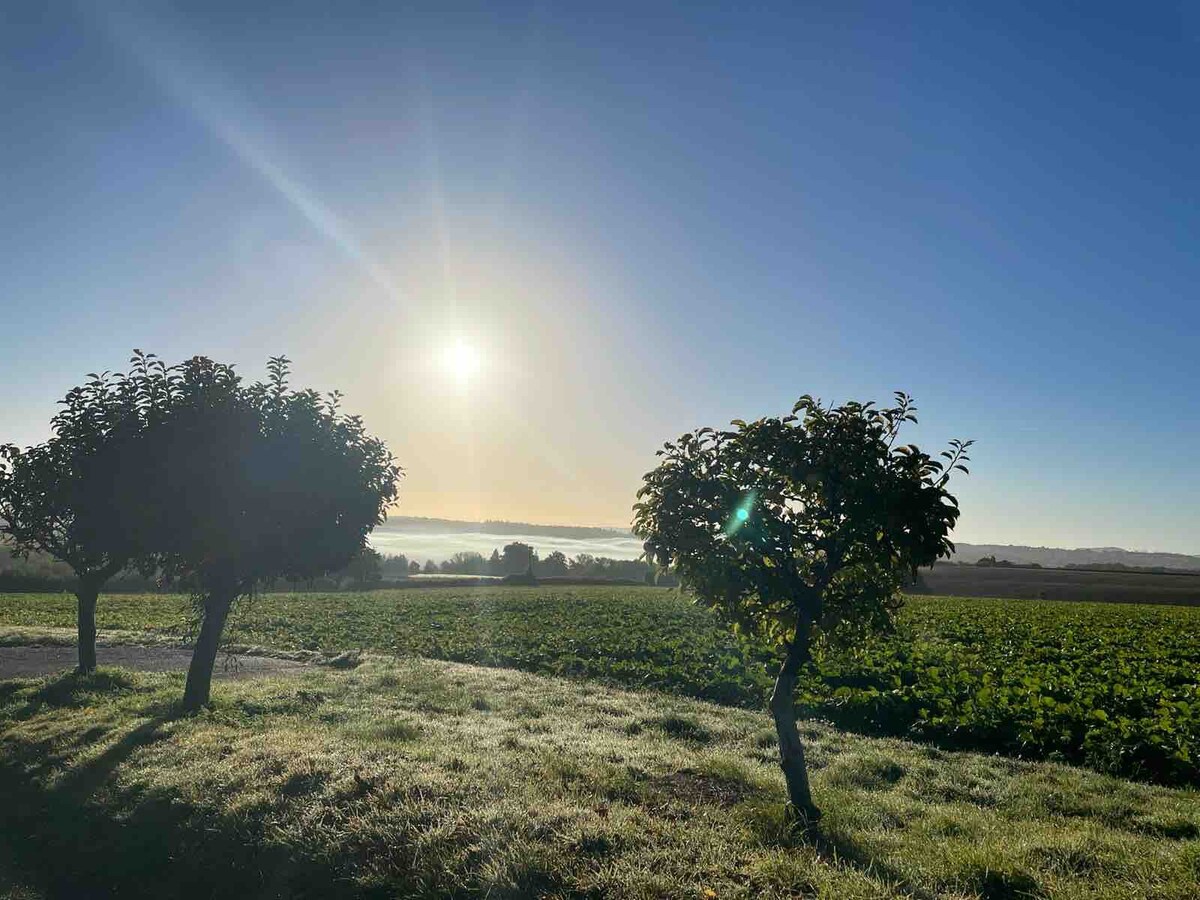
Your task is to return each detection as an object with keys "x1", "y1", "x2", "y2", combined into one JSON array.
[
  {"x1": 951, "y1": 543, "x2": 1200, "y2": 572},
  {"x1": 377, "y1": 517, "x2": 631, "y2": 541}
]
